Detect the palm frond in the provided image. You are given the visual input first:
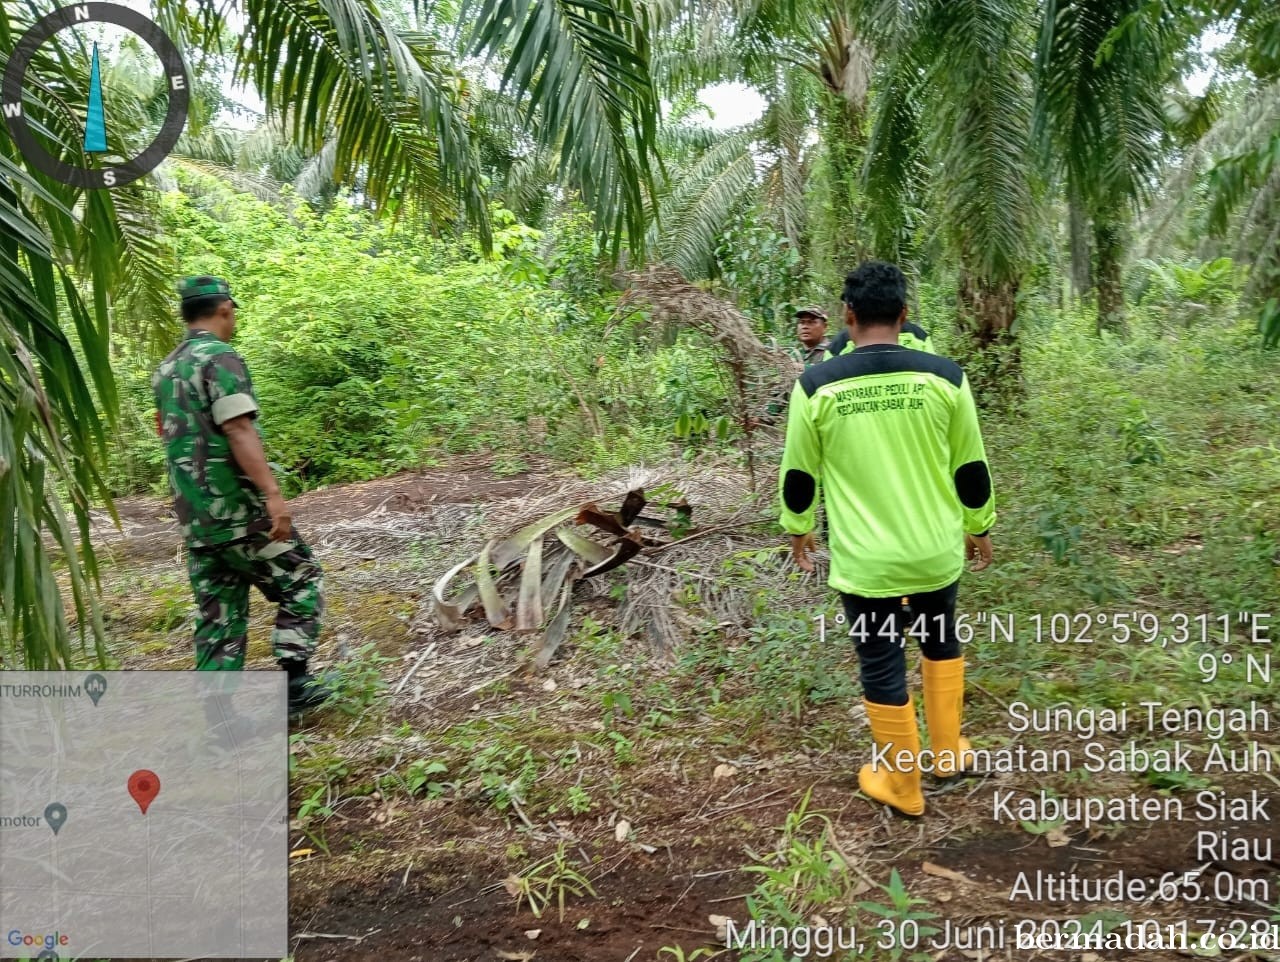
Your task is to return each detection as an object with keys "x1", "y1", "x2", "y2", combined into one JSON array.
[
  {"x1": 919, "y1": 0, "x2": 1039, "y2": 285},
  {"x1": 651, "y1": 126, "x2": 757, "y2": 276},
  {"x1": 1033, "y1": 0, "x2": 1176, "y2": 212},
  {"x1": 466, "y1": 0, "x2": 662, "y2": 253},
  {"x1": 171, "y1": 0, "x2": 494, "y2": 241},
  {"x1": 862, "y1": 49, "x2": 925, "y2": 264},
  {"x1": 0, "y1": 153, "x2": 109, "y2": 669}
]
